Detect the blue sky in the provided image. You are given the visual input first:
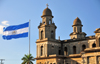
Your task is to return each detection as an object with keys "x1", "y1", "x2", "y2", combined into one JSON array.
[{"x1": 0, "y1": 0, "x2": 100, "y2": 64}]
